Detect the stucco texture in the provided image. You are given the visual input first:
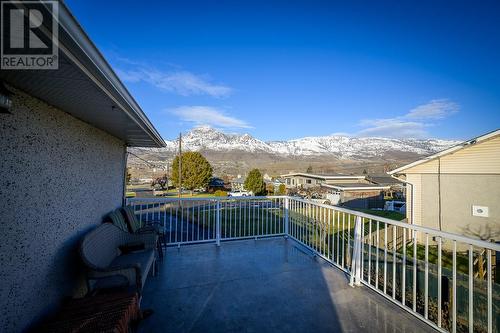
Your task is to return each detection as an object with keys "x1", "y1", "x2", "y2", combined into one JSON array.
[
  {"x1": 420, "y1": 174, "x2": 500, "y2": 240},
  {"x1": 0, "y1": 88, "x2": 126, "y2": 332}
]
